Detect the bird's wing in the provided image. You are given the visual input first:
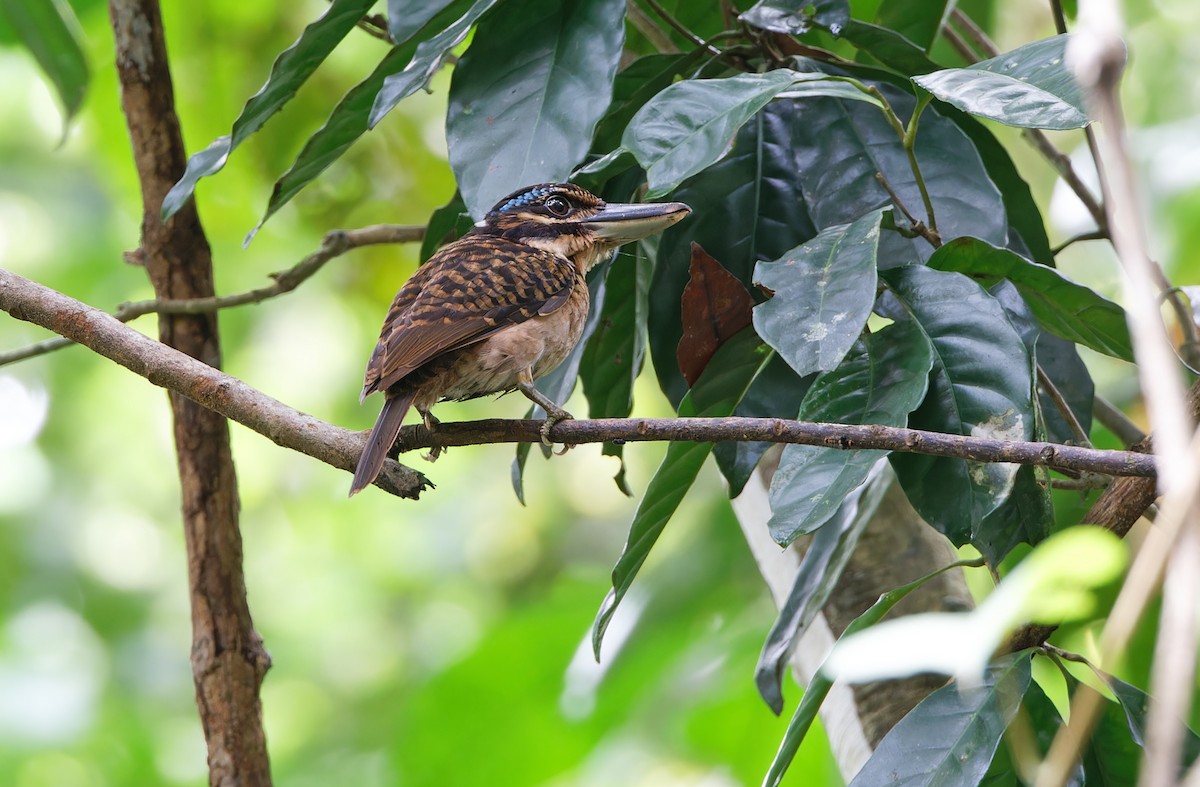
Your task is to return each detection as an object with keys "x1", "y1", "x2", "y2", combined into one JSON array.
[{"x1": 362, "y1": 236, "x2": 577, "y2": 397}]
